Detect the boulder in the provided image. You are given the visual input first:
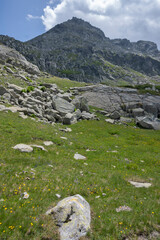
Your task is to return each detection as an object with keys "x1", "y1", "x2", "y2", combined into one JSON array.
[
  {"x1": 0, "y1": 86, "x2": 9, "y2": 95},
  {"x1": 109, "y1": 111, "x2": 121, "y2": 120},
  {"x1": 73, "y1": 109, "x2": 82, "y2": 120},
  {"x1": 81, "y1": 111, "x2": 95, "y2": 120},
  {"x1": 5, "y1": 66, "x2": 14, "y2": 74},
  {"x1": 7, "y1": 83, "x2": 23, "y2": 94},
  {"x1": 105, "y1": 119, "x2": 115, "y2": 124},
  {"x1": 63, "y1": 113, "x2": 77, "y2": 125},
  {"x1": 52, "y1": 96, "x2": 75, "y2": 116},
  {"x1": 132, "y1": 108, "x2": 144, "y2": 118},
  {"x1": 12, "y1": 144, "x2": 33, "y2": 153},
  {"x1": 72, "y1": 96, "x2": 89, "y2": 112},
  {"x1": 143, "y1": 102, "x2": 158, "y2": 117},
  {"x1": 136, "y1": 116, "x2": 160, "y2": 130},
  {"x1": 57, "y1": 93, "x2": 72, "y2": 102},
  {"x1": 46, "y1": 194, "x2": 91, "y2": 240}
]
